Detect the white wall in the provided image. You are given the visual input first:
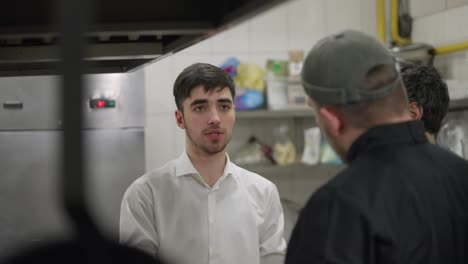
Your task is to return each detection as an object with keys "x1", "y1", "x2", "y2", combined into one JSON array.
[
  {"x1": 144, "y1": 0, "x2": 376, "y2": 171},
  {"x1": 411, "y1": 0, "x2": 468, "y2": 81}
]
